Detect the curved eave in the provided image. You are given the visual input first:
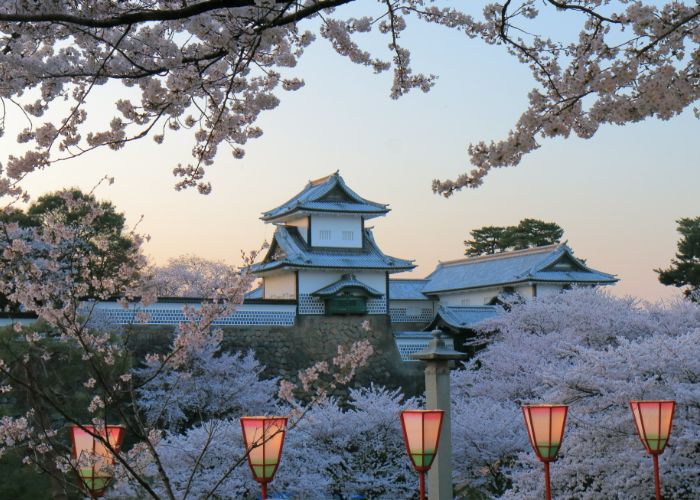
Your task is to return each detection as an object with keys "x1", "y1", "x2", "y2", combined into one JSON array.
[
  {"x1": 530, "y1": 276, "x2": 619, "y2": 284},
  {"x1": 252, "y1": 262, "x2": 415, "y2": 274},
  {"x1": 261, "y1": 206, "x2": 389, "y2": 222},
  {"x1": 312, "y1": 285, "x2": 383, "y2": 298},
  {"x1": 422, "y1": 275, "x2": 617, "y2": 295},
  {"x1": 425, "y1": 306, "x2": 500, "y2": 331}
]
